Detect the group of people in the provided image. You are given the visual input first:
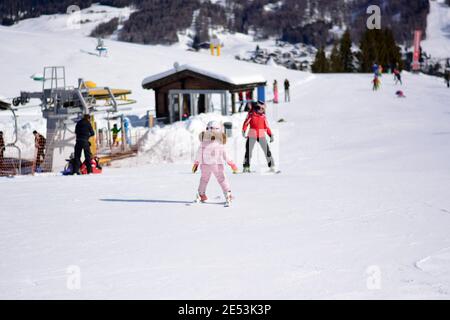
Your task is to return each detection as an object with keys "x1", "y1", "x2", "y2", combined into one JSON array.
[
  {"x1": 70, "y1": 115, "x2": 129, "y2": 175},
  {"x1": 372, "y1": 62, "x2": 405, "y2": 93},
  {"x1": 0, "y1": 115, "x2": 129, "y2": 175},
  {"x1": 238, "y1": 79, "x2": 290, "y2": 111},
  {"x1": 72, "y1": 114, "x2": 96, "y2": 175},
  {"x1": 193, "y1": 100, "x2": 276, "y2": 206},
  {"x1": 238, "y1": 91, "x2": 254, "y2": 112},
  {"x1": 272, "y1": 79, "x2": 290, "y2": 104}
]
